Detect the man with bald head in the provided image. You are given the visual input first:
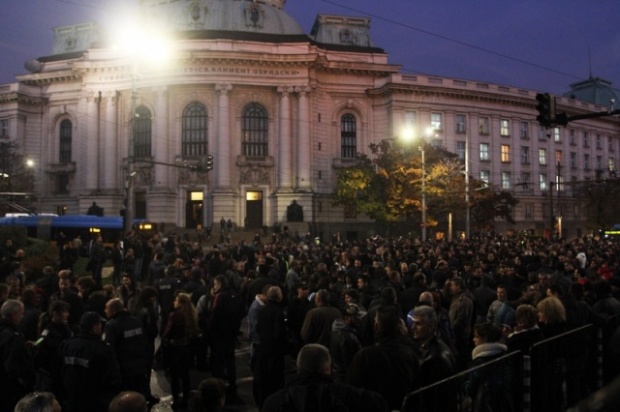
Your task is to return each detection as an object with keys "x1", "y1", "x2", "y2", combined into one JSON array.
[
  {"x1": 108, "y1": 391, "x2": 147, "y2": 412},
  {"x1": 104, "y1": 298, "x2": 152, "y2": 405}
]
